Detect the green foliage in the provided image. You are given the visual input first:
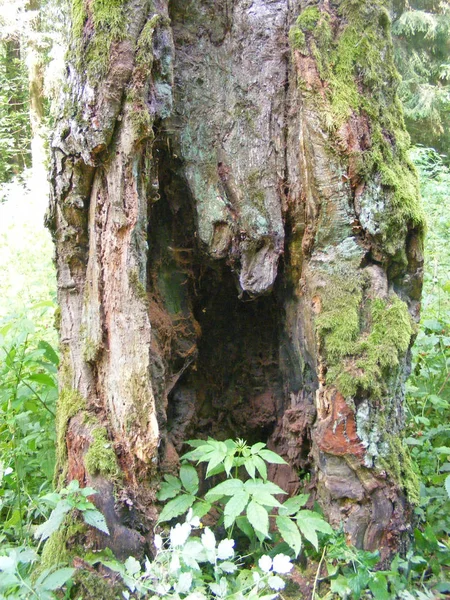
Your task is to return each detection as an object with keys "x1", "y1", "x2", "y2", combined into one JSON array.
[
  {"x1": 393, "y1": 5, "x2": 450, "y2": 156},
  {"x1": 157, "y1": 439, "x2": 332, "y2": 558},
  {"x1": 0, "y1": 308, "x2": 58, "y2": 546},
  {"x1": 316, "y1": 529, "x2": 450, "y2": 600},
  {"x1": 403, "y1": 148, "x2": 450, "y2": 560},
  {"x1": 0, "y1": 40, "x2": 31, "y2": 183},
  {"x1": 0, "y1": 547, "x2": 74, "y2": 599},
  {"x1": 35, "y1": 479, "x2": 109, "y2": 541},
  {"x1": 93, "y1": 510, "x2": 292, "y2": 599}
]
